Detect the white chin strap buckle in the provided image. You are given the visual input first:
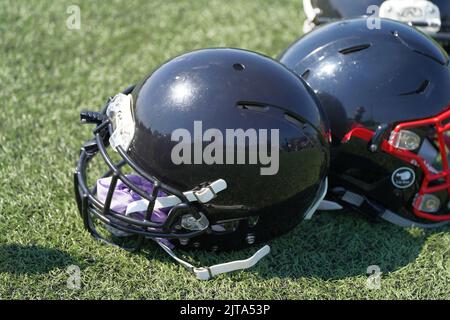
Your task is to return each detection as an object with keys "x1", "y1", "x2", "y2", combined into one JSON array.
[
  {"x1": 157, "y1": 241, "x2": 270, "y2": 281},
  {"x1": 125, "y1": 179, "x2": 227, "y2": 215}
]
